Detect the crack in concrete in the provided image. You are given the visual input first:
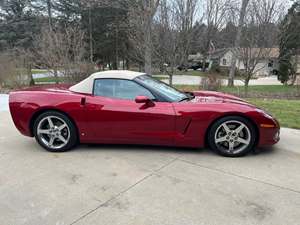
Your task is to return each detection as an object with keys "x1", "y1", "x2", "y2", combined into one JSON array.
[
  {"x1": 69, "y1": 156, "x2": 179, "y2": 225},
  {"x1": 69, "y1": 173, "x2": 153, "y2": 225},
  {"x1": 178, "y1": 158, "x2": 300, "y2": 195}
]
